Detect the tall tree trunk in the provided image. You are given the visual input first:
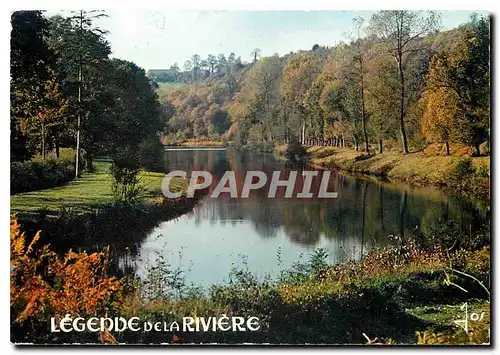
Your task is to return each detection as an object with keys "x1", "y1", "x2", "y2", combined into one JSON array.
[
  {"x1": 41, "y1": 123, "x2": 46, "y2": 160},
  {"x1": 360, "y1": 64, "x2": 369, "y2": 153},
  {"x1": 473, "y1": 143, "x2": 481, "y2": 156},
  {"x1": 86, "y1": 151, "x2": 94, "y2": 172},
  {"x1": 75, "y1": 10, "x2": 83, "y2": 178},
  {"x1": 301, "y1": 120, "x2": 306, "y2": 145},
  {"x1": 445, "y1": 141, "x2": 450, "y2": 156},
  {"x1": 379, "y1": 139, "x2": 383, "y2": 154},
  {"x1": 398, "y1": 57, "x2": 409, "y2": 155},
  {"x1": 55, "y1": 137, "x2": 60, "y2": 159}
]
